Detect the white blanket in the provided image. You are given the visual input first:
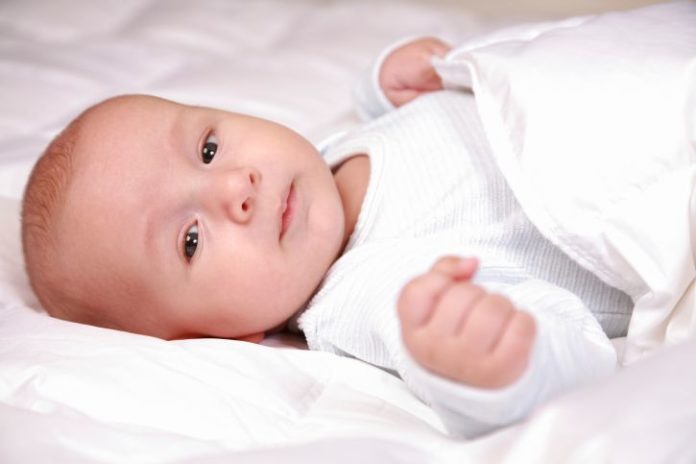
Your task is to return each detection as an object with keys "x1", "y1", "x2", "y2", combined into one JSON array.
[
  {"x1": 1, "y1": 1, "x2": 695, "y2": 463},
  {"x1": 433, "y1": 1, "x2": 696, "y2": 364}
]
